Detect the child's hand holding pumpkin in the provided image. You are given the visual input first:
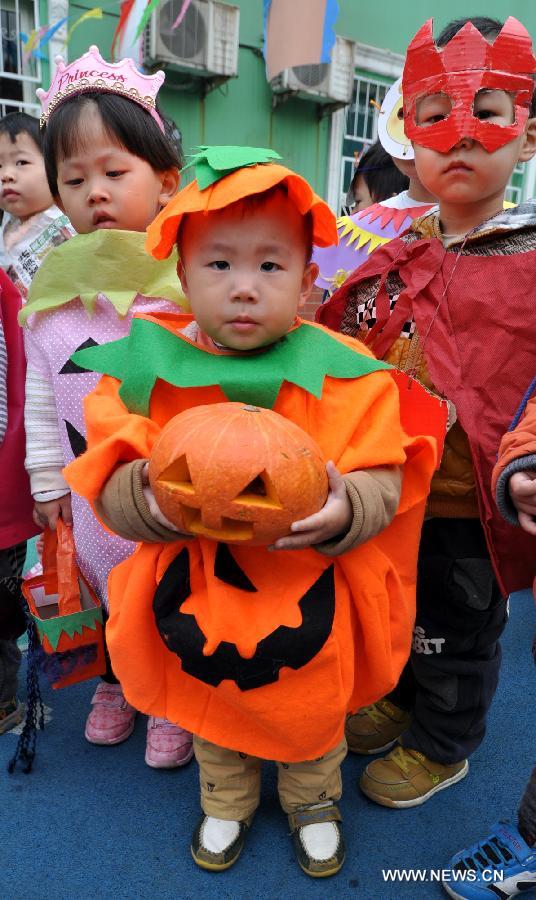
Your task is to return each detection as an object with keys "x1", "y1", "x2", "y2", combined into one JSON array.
[
  {"x1": 271, "y1": 461, "x2": 352, "y2": 551},
  {"x1": 141, "y1": 462, "x2": 186, "y2": 533}
]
